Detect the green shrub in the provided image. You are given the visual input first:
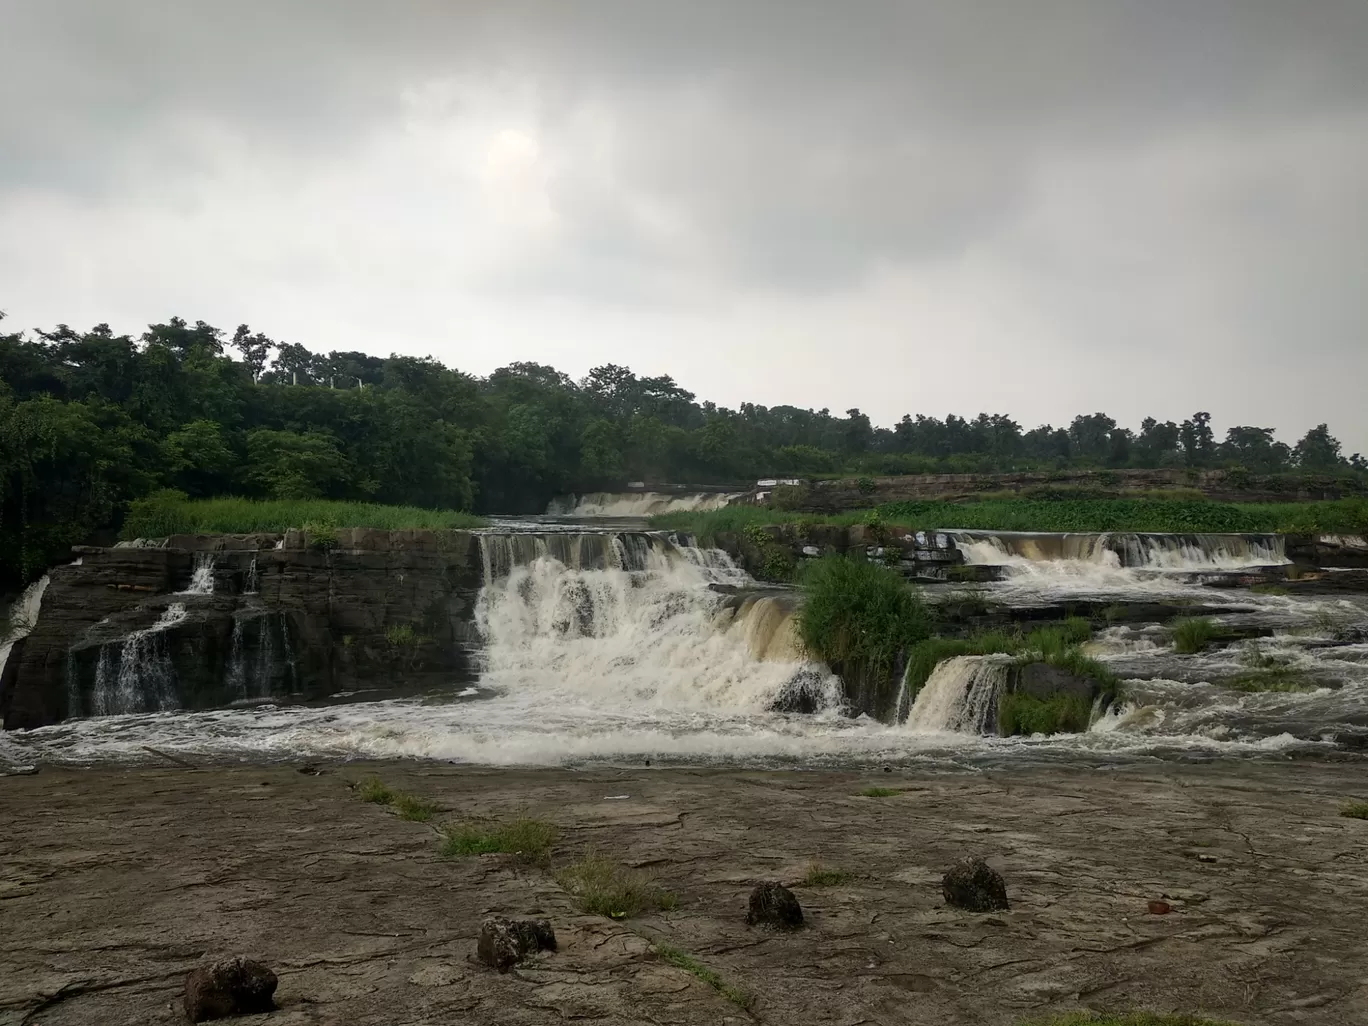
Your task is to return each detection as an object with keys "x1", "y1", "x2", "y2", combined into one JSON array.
[
  {"x1": 1339, "y1": 802, "x2": 1368, "y2": 820},
  {"x1": 998, "y1": 692, "x2": 1093, "y2": 736},
  {"x1": 1222, "y1": 668, "x2": 1316, "y2": 693},
  {"x1": 304, "y1": 520, "x2": 338, "y2": 551},
  {"x1": 796, "y1": 556, "x2": 932, "y2": 679},
  {"x1": 655, "y1": 944, "x2": 752, "y2": 1008},
  {"x1": 858, "y1": 786, "x2": 901, "y2": 798},
  {"x1": 1171, "y1": 616, "x2": 1218, "y2": 654},
  {"x1": 556, "y1": 855, "x2": 677, "y2": 919},
  {"x1": 743, "y1": 522, "x2": 795, "y2": 582},
  {"x1": 440, "y1": 819, "x2": 558, "y2": 865}
]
